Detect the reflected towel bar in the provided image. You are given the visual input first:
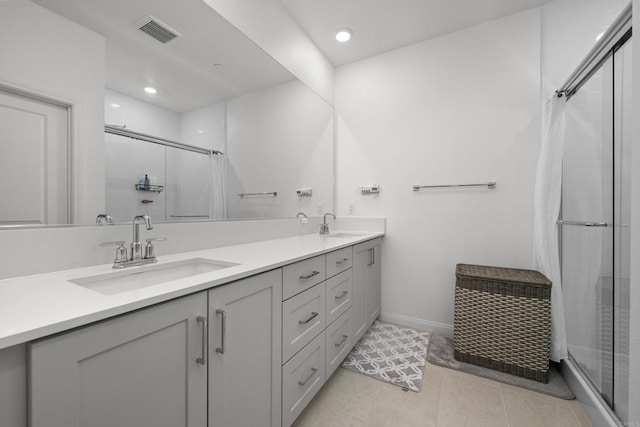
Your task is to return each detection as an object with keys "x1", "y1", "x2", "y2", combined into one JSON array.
[
  {"x1": 238, "y1": 192, "x2": 278, "y2": 197},
  {"x1": 556, "y1": 220, "x2": 608, "y2": 227},
  {"x1": 170, "y1": 215, "x2": 210, "y2": 218},
  {"x1": 412, "y1": 181, "x2": 496, "y2": 191}
]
